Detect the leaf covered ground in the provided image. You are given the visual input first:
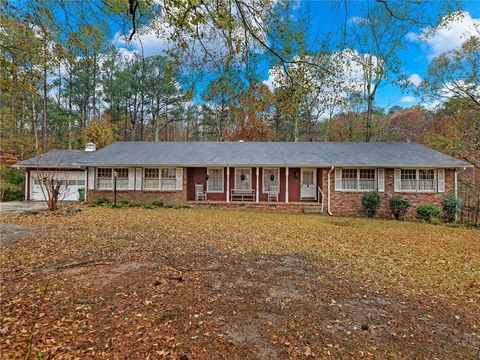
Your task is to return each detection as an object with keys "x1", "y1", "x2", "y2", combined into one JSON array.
[{"x1": 1, "y1": 206, "x2": 479, "y2": 359}]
